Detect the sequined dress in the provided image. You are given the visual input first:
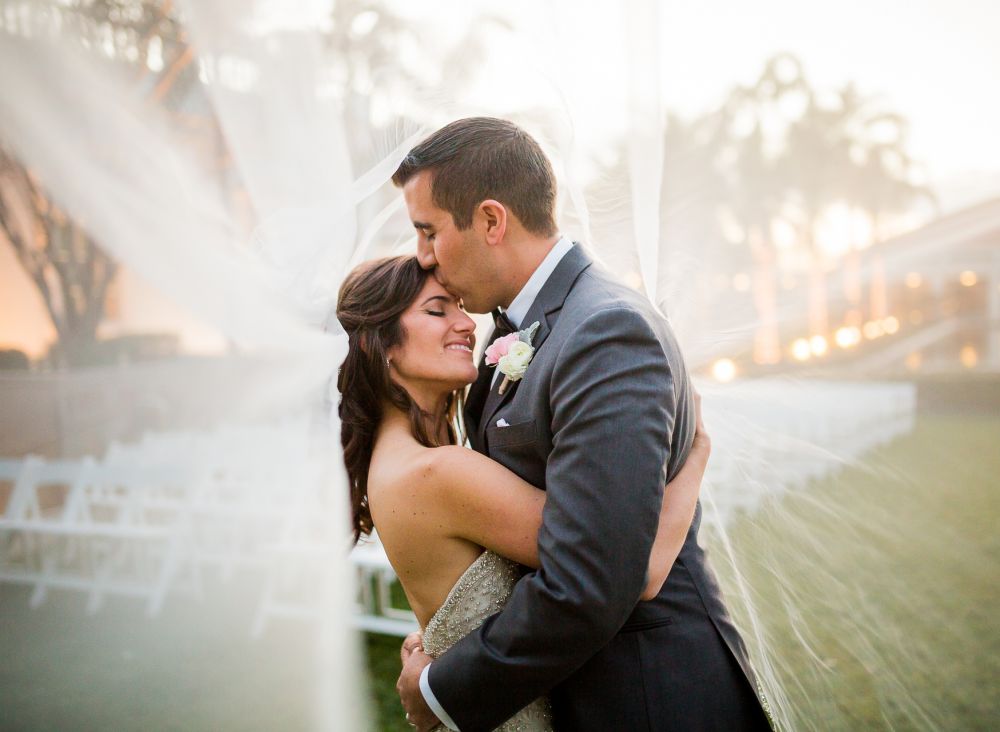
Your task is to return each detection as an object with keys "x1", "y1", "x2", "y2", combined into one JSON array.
[{"x1": 422, "y1": 550, "x2": 554, "y2": 731}]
